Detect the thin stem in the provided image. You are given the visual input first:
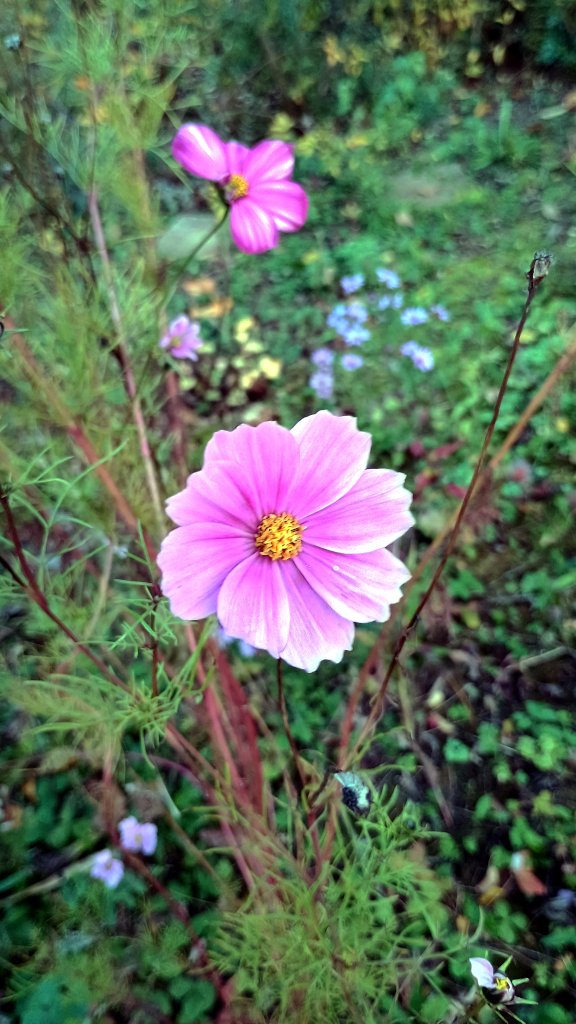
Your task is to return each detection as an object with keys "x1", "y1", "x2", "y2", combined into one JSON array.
[
  {"x1": 88, "y1": 188, "x2": 165, "y2": 536},
  {"x1": 0, "y1": 491, "x2": 130, "y2": 693},
  {"x1": 348, "y1": 256, "x2": 550, "y2": 762},
  {"x1": 277, "y1": 658, "x2": 307, "y2": 789},
  {"x1": 6, "y1": 314, "x2": 156, "y2": 558},
  {"x1": 161, "y1": 206, "x2": 229, "y2": 310}
]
